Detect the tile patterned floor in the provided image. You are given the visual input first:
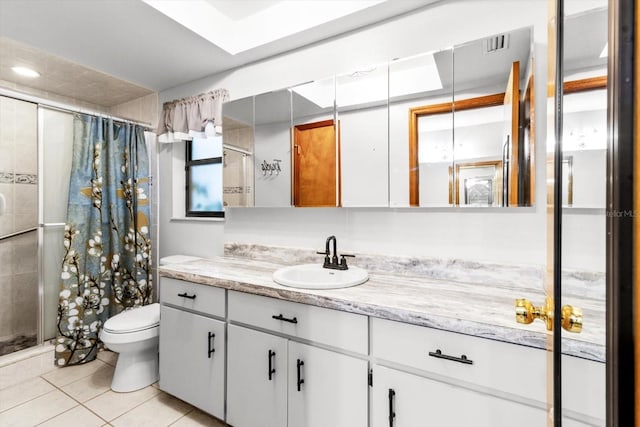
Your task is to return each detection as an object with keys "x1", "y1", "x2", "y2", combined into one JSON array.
[{"x1": 0, "y1": 346, "x2": 228, "y2": 427}]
